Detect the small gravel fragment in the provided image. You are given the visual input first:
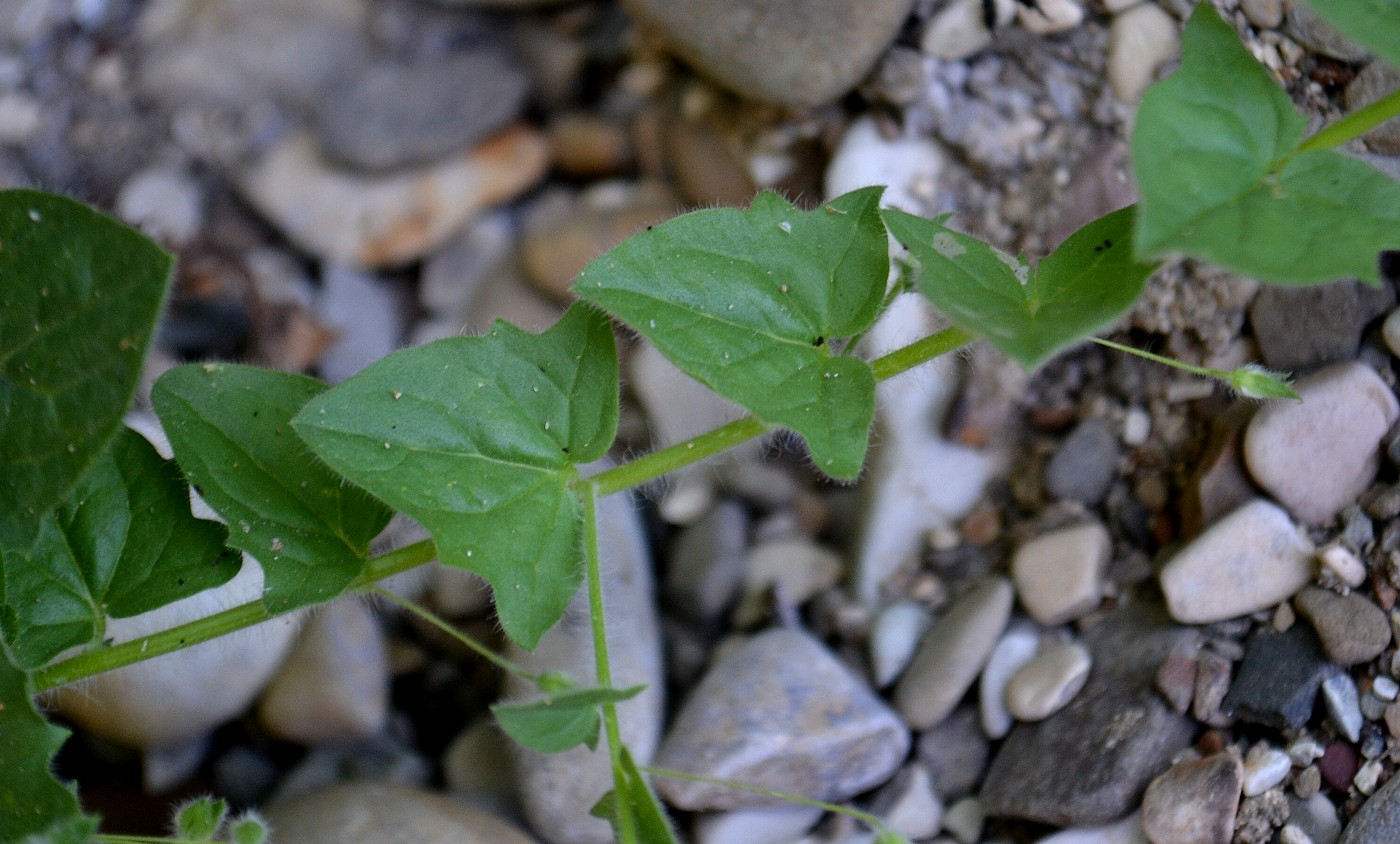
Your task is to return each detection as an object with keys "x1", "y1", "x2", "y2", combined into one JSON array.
[
  {"x1": 1321, "y1": 673, "x2": 1363, "y2": 742},
  {"x1": 1242, "y1": 745, "x2": 1293, "y2": 797},
  {"x1": 1318, "y1": 544, "x2": 1368, "y2": 589}
]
